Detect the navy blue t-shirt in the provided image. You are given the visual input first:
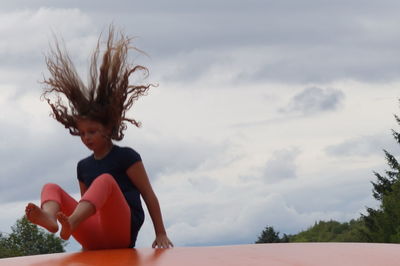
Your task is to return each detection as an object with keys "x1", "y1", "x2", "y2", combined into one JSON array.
[{"x1": 77, "y1": 145, "x2": 144, "y2": 247}]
